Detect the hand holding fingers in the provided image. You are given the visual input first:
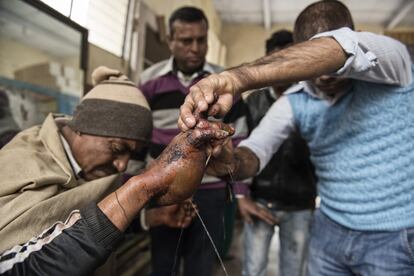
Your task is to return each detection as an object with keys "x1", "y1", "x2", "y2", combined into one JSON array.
[
  {"x1": 179, "y1": 99, "x2": 197, "y2": 131},
  {"x1": 210, "y1": 93, "x2": 234, "y2": 118},
  {"x1": 179, "y1": 73, "x2": 237, "y2": 130},
  {"x1": 191, "y1": 83, "x2": 213, "y2": 112},
  {"x1": 178, "y1": 84, "x2": 212, "y2": 130}
]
